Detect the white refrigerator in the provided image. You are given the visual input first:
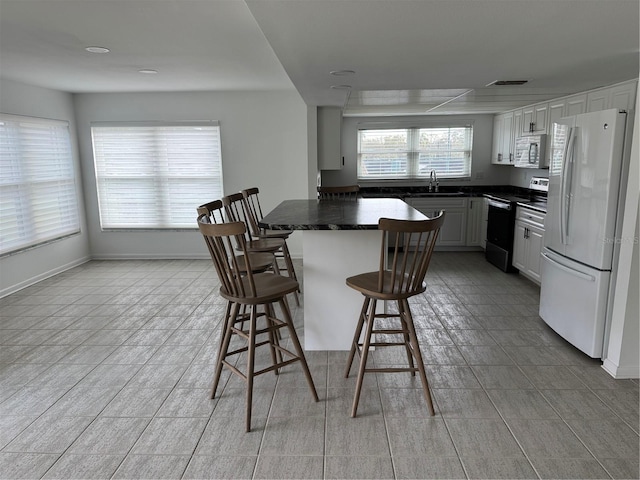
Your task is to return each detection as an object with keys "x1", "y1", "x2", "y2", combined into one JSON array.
[{"x1": 539, "y1": 108, "x2": 628, "y2": 358}]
